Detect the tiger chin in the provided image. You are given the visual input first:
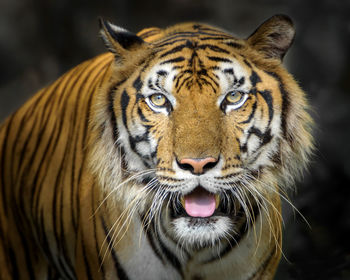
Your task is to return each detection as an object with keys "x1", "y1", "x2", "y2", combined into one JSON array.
[{"x1": 0, "y1": 15, "x2": 313, "y2": 280}]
